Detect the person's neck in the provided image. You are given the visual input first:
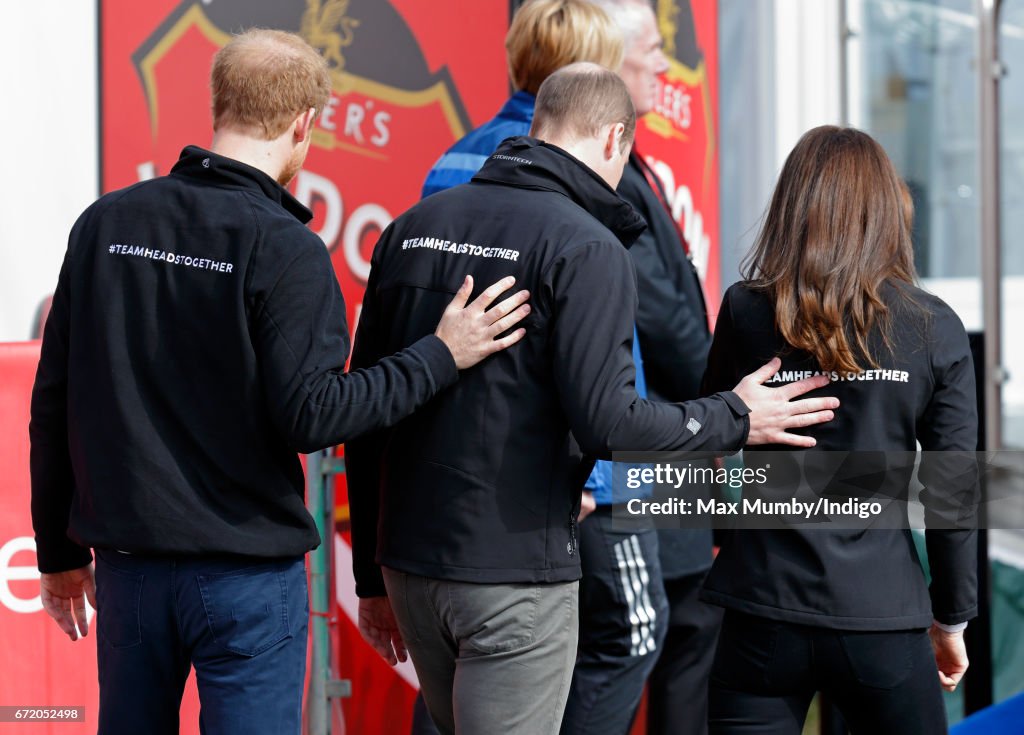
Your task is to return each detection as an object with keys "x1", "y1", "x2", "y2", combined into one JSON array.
[
  {"x1": 546, "y1": 135, "x2": 615, "y2": 188},
  {"x1": 210, "y1": 128, "x2": 288, "y2": 183}
]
